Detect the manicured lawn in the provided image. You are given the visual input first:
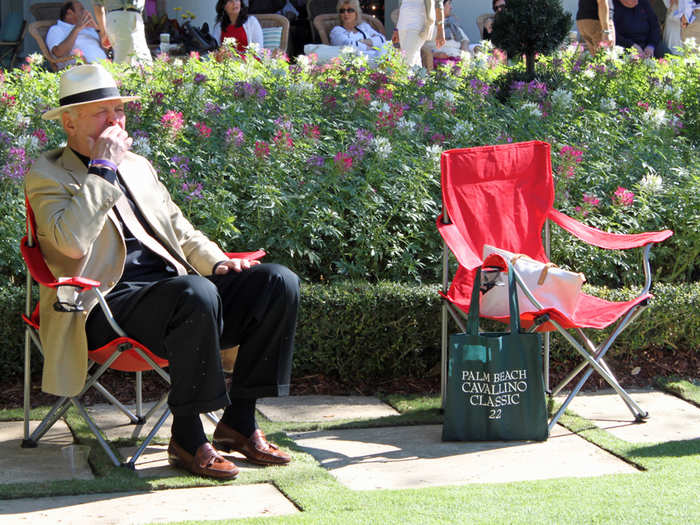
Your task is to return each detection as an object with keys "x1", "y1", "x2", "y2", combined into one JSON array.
[{"x1": 0, "y1": 381, "x2": 698, "y2": 524}]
